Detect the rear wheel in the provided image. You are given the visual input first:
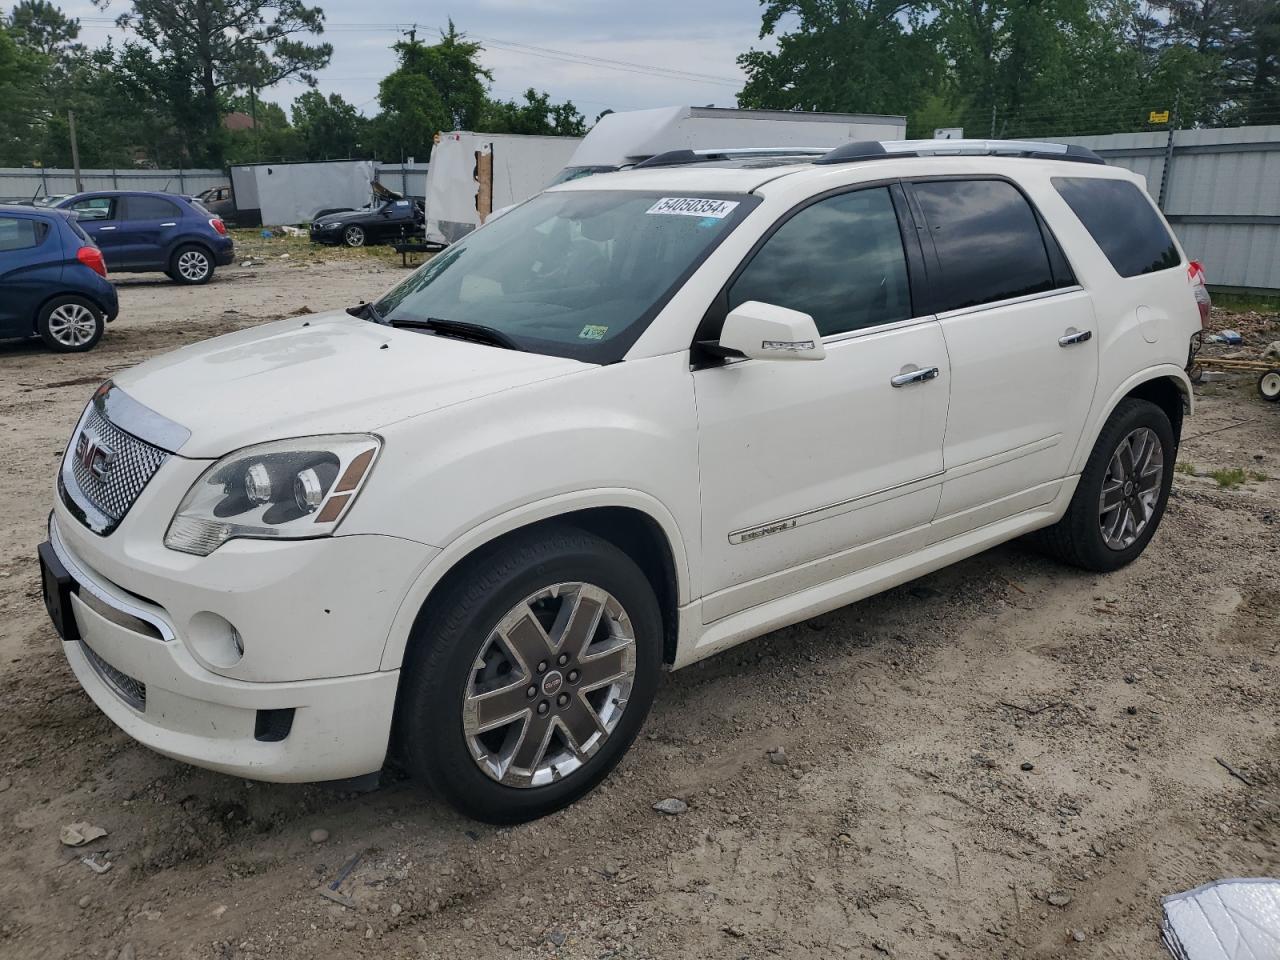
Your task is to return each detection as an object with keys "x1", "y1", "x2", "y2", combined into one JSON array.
[
  {"x1": 1034, "y1": 398, "x2": 1175, "y2": 572},
  {"x1": 396, "y1": 526, "x2": 662, "y2": 823},
  {"x1": 170, "y1": 245, "x2": 214, "y2": 284},
  {"x1": 37, "y1": 296, "x2": 104, "y2": 352}
]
